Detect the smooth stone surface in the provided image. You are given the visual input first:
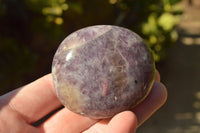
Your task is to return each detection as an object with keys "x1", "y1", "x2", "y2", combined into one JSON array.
[{"x1": 52, "y1": 25, "x2": 155, "y2": 119}]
